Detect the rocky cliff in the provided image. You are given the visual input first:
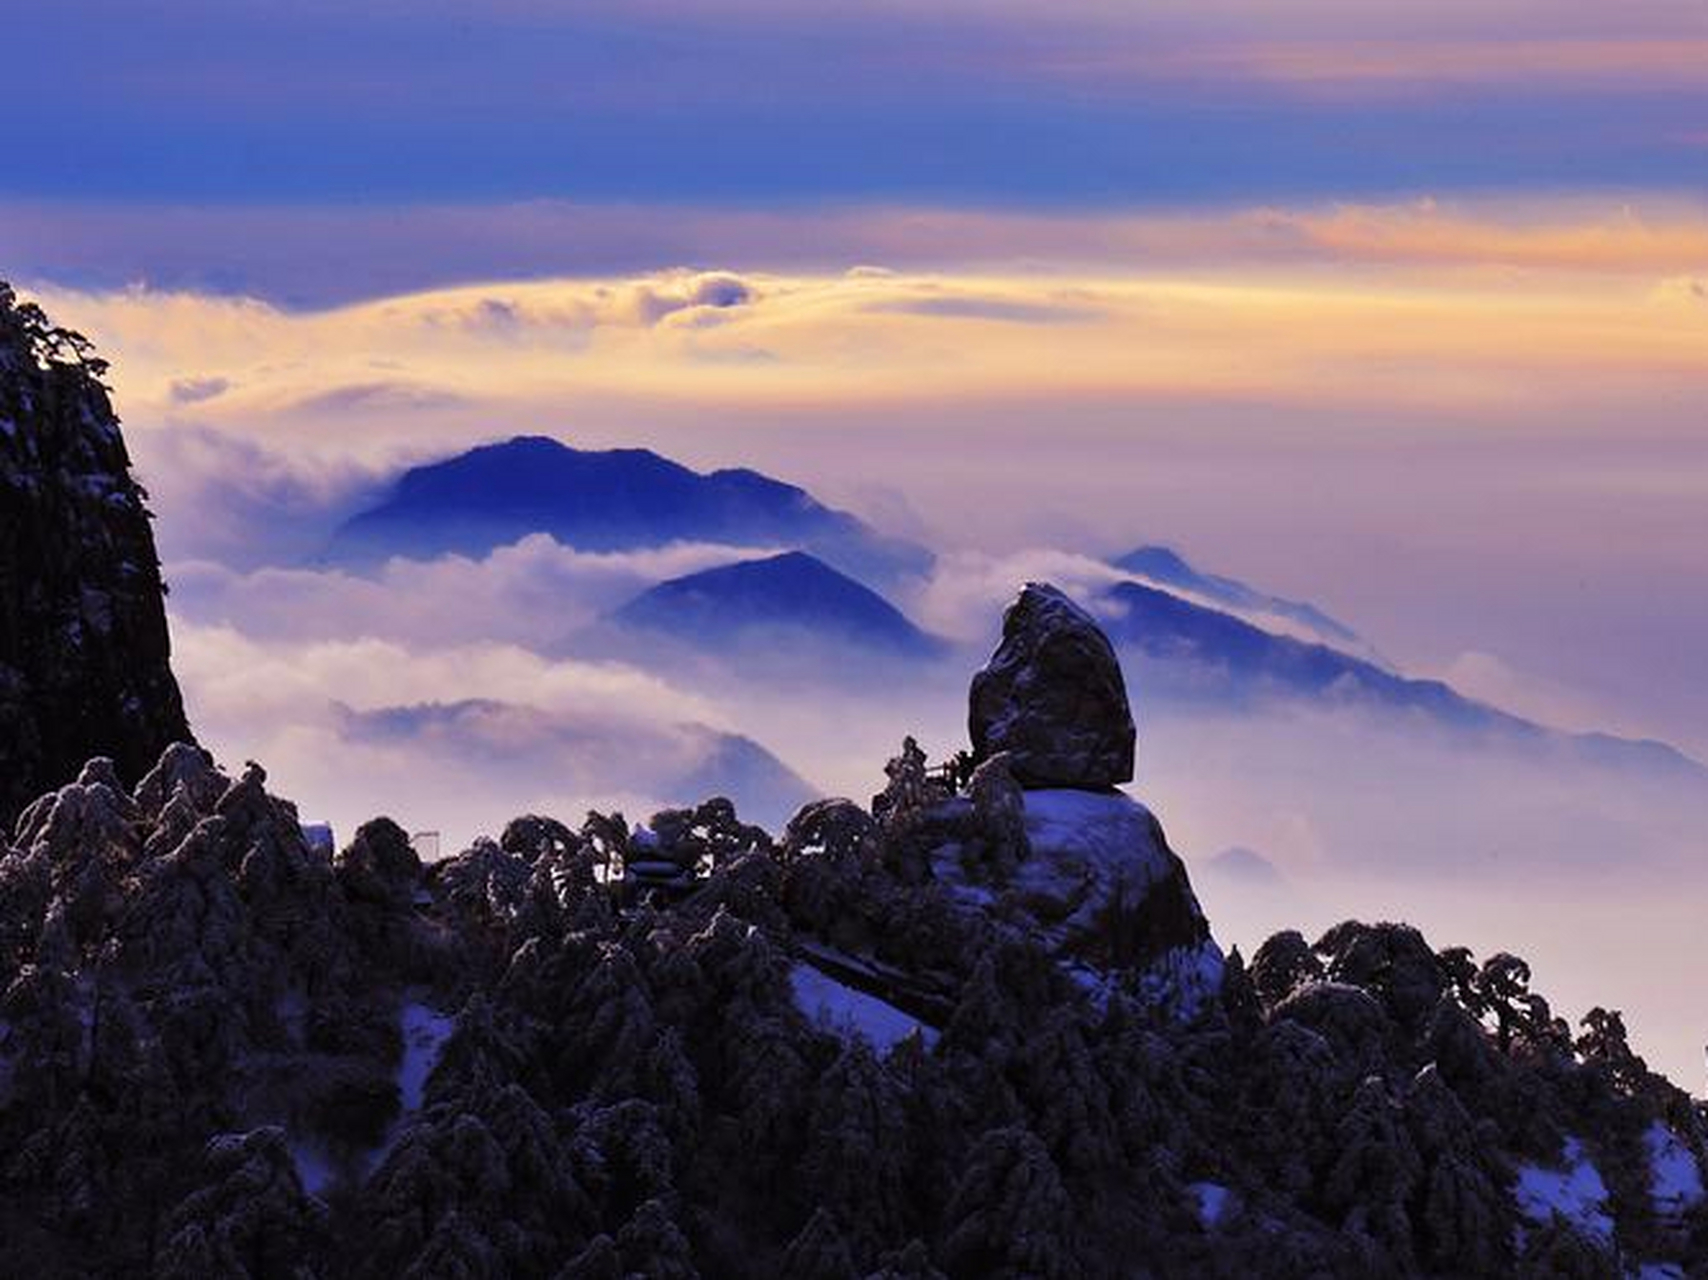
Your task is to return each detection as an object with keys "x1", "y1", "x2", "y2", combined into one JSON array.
[{"x1": 0, "y1": 283, "x2": 192, "y2": 832}]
